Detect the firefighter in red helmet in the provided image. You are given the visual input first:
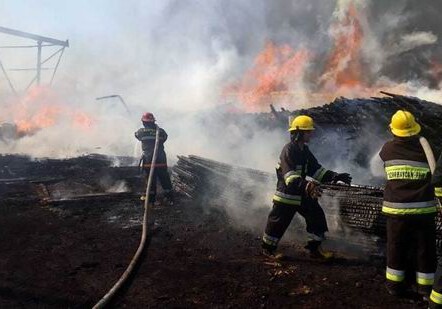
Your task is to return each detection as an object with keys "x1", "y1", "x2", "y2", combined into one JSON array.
[{"x1": 135, "y1": 112, "x2": 174, "y2": 205}]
